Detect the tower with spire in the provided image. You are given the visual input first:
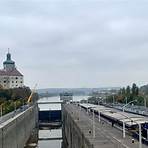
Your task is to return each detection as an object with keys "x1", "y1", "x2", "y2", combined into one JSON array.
[
  {"x1": 0, "y1": 50, "x2": 24, "y2": 89},
  {"x1": 3, "y1": 50, "x2": 15, "y2": 70}
]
